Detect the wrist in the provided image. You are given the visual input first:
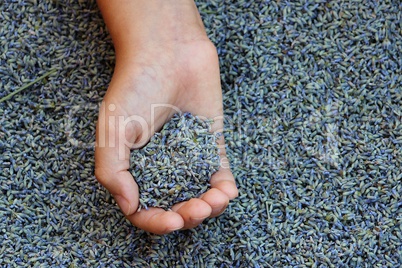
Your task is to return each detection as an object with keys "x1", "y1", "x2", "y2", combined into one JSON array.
[{"x1": 97, "y1": 0, "x2": 208, "y2": 62}]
